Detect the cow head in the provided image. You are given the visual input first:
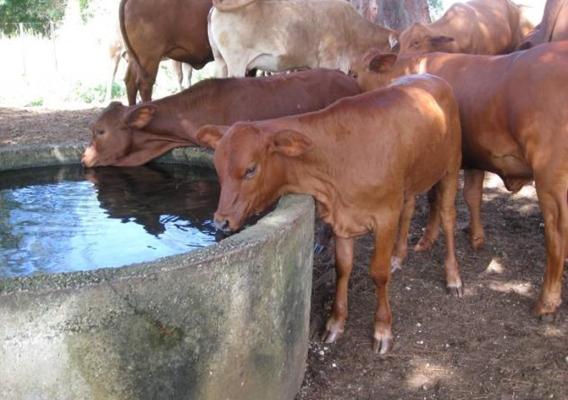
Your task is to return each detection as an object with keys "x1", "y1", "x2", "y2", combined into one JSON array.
[
  {"x1": 399, "y1": 23, "x2": 456, "y2": 54},
  {"x1": 349, "y1": 48, "x2": 399, "y2": 91},
  {"x1": 82, "y1": 102, "x2": 158, "y2": 167},
  {"x1": 195, "y1": 123, "x2": 313, "y2": 233}
]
